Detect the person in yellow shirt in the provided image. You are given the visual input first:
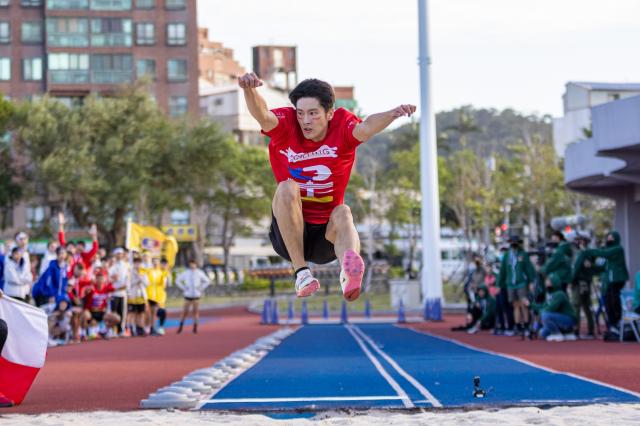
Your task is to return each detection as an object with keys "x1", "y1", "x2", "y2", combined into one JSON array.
[{"x1": 145, "y1": 257, "x2": 167, "y2": 336}]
